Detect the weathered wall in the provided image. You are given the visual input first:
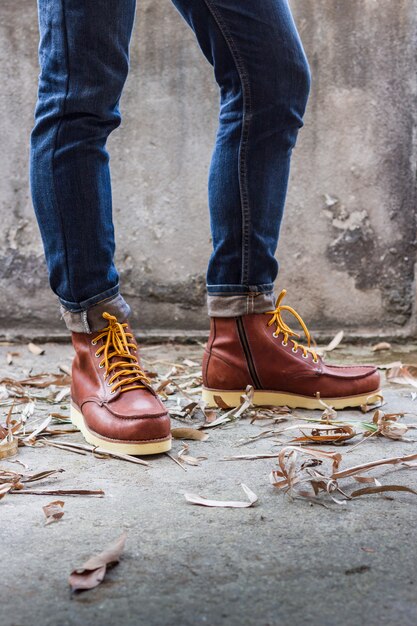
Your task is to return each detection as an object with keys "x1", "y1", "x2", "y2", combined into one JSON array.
[{"x1": 0, "y1": 0, "x2": 416, "y2": 338}]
